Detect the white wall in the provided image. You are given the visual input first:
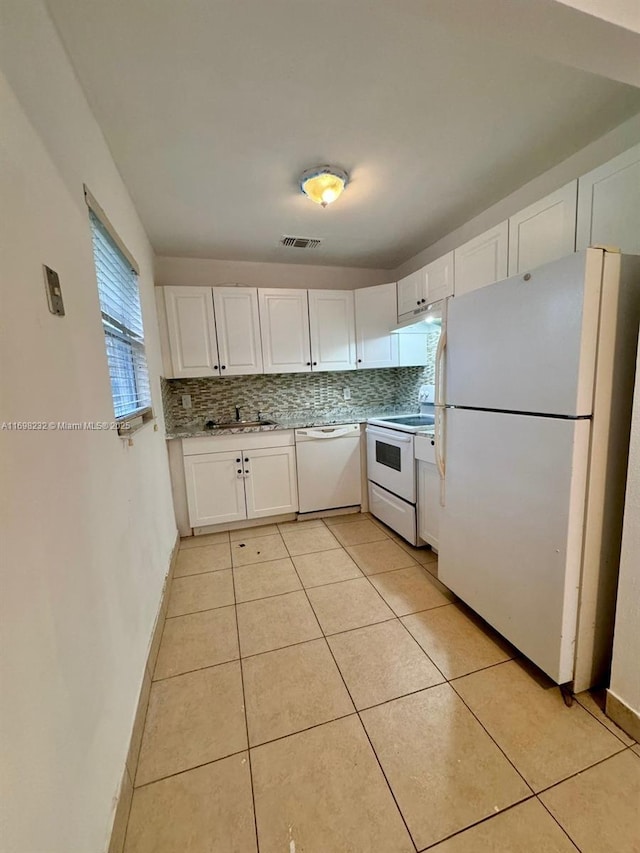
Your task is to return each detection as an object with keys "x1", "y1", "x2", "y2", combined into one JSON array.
[
  {"x1": 395, "y1": 112, "x2": 640, "y2": 278},
  {"x1": 155, "y1": 254, "x2": 391, "y2": 289},
  {"x1": 609, "y1": 343, "x2": 640, "y2": 720},
  {"x1": 0, "y1": 3, "x2": 177, "y2": 852}
]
